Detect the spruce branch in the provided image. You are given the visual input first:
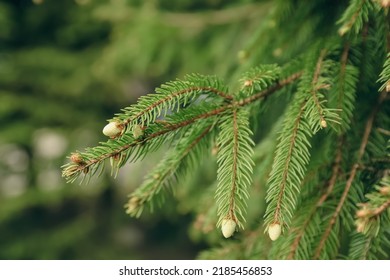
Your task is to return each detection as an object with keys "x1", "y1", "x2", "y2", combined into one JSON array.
[
  {"x1": 263, "y1": 52, "x2": 334, "y2": 239},
  {"x1": 216, "y1": 107, "x2": 254, "y2": 234},
  {"x1": 125, "y1": 123, "x2": 214, "y2": 217},
  {"x1": 299, "y1": 48, "x2": 340, "y2": 131},
  {"x1": 313, "y1": 89, "x2": 388, "y2": 259},
  {"x1": 316, "y1": 138, "x2": 344, "y2": 207},
  {"x1": 354, "y1": 175, "x2": 390, "y2": 236},
  {"x1": 349, "y1": 232, "x2": 378, "y2": 260},
  {"x1": 287, "y1": 137, "x2": 344, "y2": 259},
  {"x1": 370, "y1": 199, "x2": 390, "y2": 217},
  {"x1": 329, "y1": 43, "x2": 359, "y2": 133},
  {"x1": 337, "y1": 0, "x2": 377, "y2": 36},
  {"x1": 237, "y1": 71, "x2": 303, "y2": 106},
  {"x1": 349, "y1": 175, "x2": 390, "y2": 259},
  {"x1": 63, "y1": 72, "x2": 302, "y2": 184},
  {"x1": 309, "y1": 49, "x2": 329, "y2": 128},
  {"x1": 239, "y1": 64, "x2": 281, "y2": 96},
  {"x1": 115, "y1": 74, "x2": 232, "y2": 131},
  {"x1": 62, "y1": 68, "x2": 302, "y2": 241},
  {"x1": 62, "y1": 108, "x2": 220, "y2": 183},
  {"x1": 263, "y1": 98, "x2": 309, "y2": 237},
  {"x1": 378, "y1": 52, "x2": 390, "y2": 92}
]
